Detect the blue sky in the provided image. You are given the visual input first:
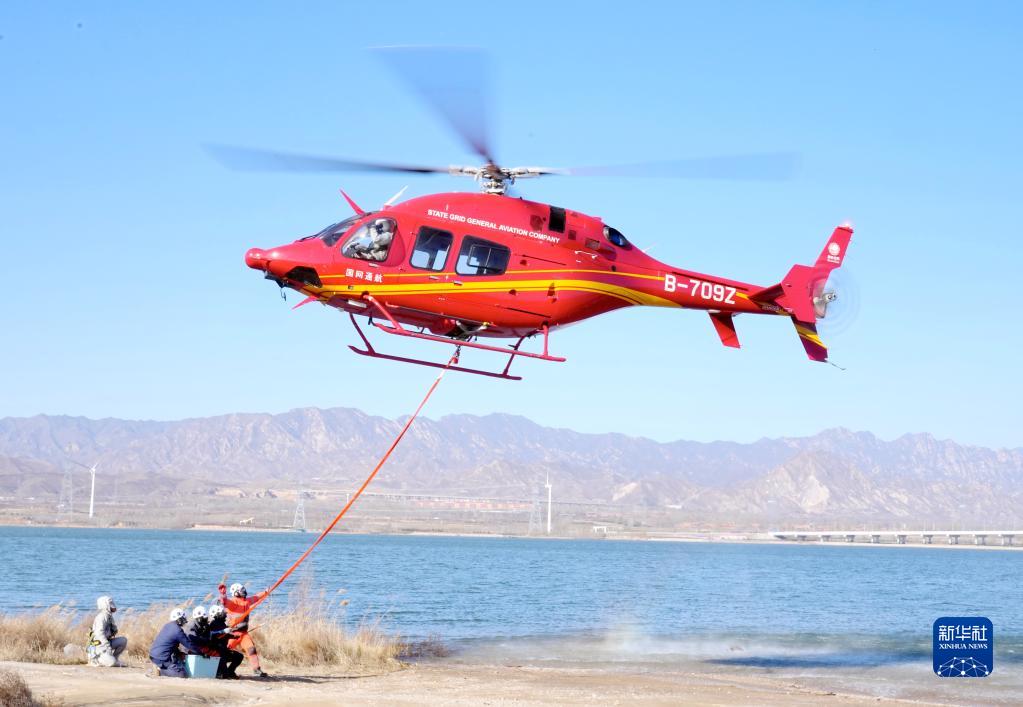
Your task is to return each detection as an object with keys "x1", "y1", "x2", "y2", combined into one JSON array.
[{"x1": 1, "y1": 2, "x2": 1020, "y2": 448}]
